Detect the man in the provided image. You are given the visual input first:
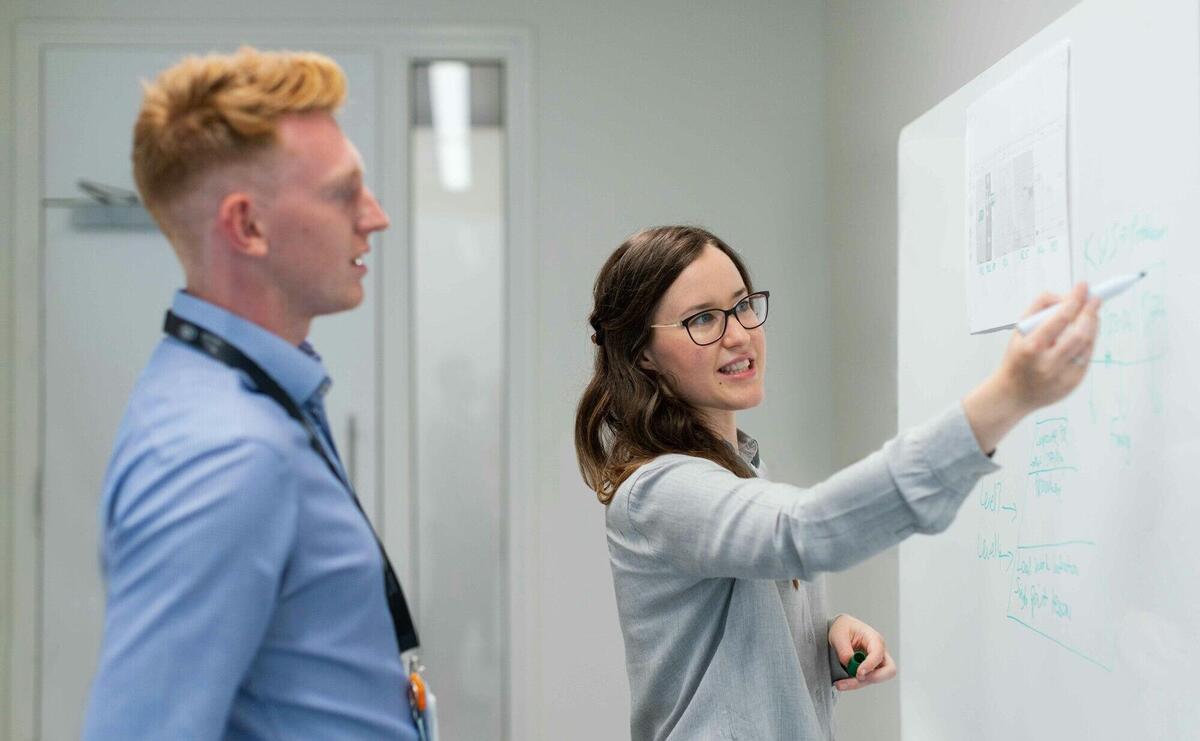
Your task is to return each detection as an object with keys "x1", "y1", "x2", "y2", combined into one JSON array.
[{"x1": 83, "y1": 48, "x2": 421, "y2": 739}]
